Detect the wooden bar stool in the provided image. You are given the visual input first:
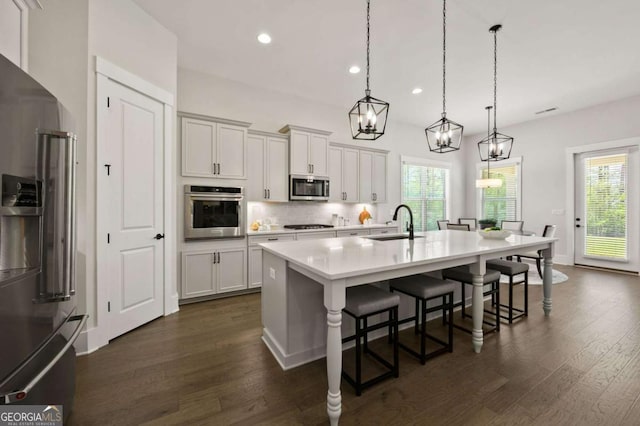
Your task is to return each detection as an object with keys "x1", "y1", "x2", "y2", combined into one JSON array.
[
  {"x1": 342, "y1": 285, "x2": 400, "y2": 396},
  {"x1": 486, "y1": 258, "x2": 529, "y2": 323},
  {"x1": 389, "y1": 274, "x2": 454, "y2": 364},
  {"x1": 441, "y1": 266, "x2": 501, "y2": 333}
]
